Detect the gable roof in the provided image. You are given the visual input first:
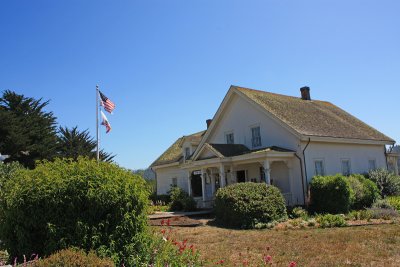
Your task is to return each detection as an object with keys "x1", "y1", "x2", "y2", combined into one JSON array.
[
  {"x1": 150, "y1": 130, "x2": 206, "y2": 167},
  {"x1": 208, "y1": 144, "x2": 294, "y2": 157},
  {"x1": 235, "y1": 86, "x2": 394, "y2": 143}
]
